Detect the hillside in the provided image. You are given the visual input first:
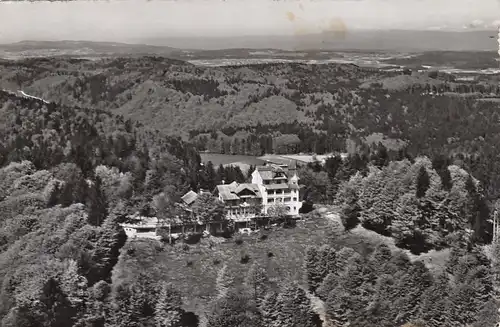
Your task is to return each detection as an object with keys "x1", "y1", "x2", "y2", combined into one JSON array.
[
  {"x1": 2, "y1": 55, "x2": 500, "y2": 201},
  {"x1": 0, "y1": 89, "x2": 210, "y2": 326},
  {"x1": 0, "y1": 51, "x2": 500, "y2": 326}
]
